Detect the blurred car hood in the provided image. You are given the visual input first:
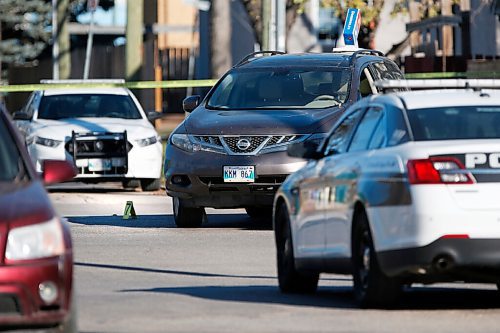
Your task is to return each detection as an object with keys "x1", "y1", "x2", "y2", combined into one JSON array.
[{"x1": 184, "y1": 106, "x2": 343, "y2": 135}]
